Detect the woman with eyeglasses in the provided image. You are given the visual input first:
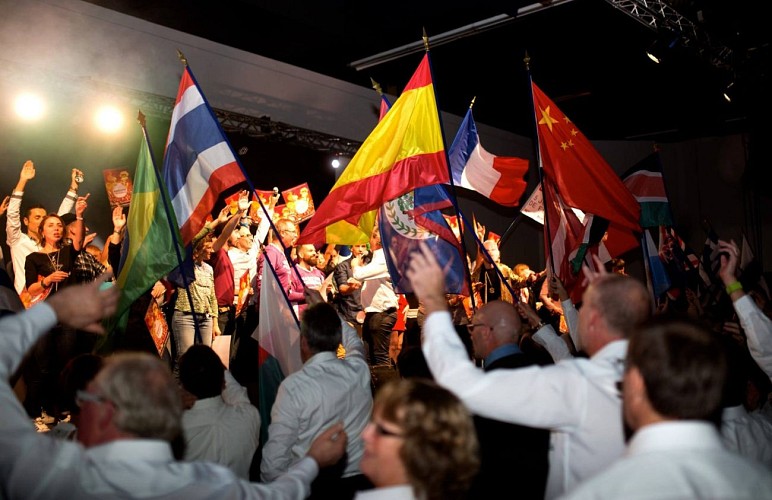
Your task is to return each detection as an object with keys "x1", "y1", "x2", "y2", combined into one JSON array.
[{"x1": 356, "y1": 378, "x2": 479, "y2": 500}]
